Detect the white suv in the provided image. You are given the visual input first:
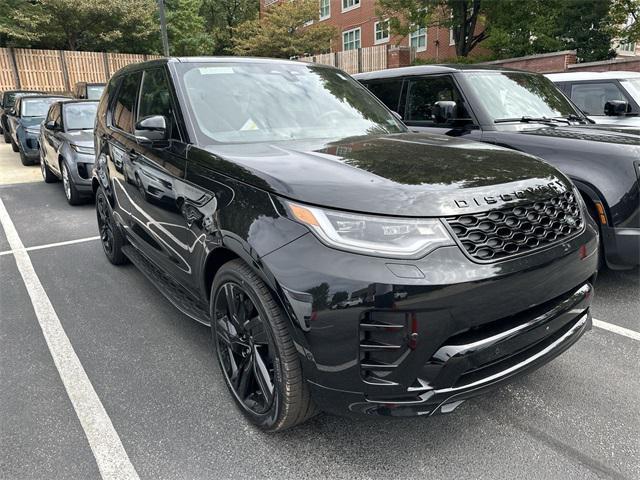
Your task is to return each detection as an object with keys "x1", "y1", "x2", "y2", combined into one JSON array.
[{"x1": 547, "y1": 71, "x2": 640, "y2": 126}]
